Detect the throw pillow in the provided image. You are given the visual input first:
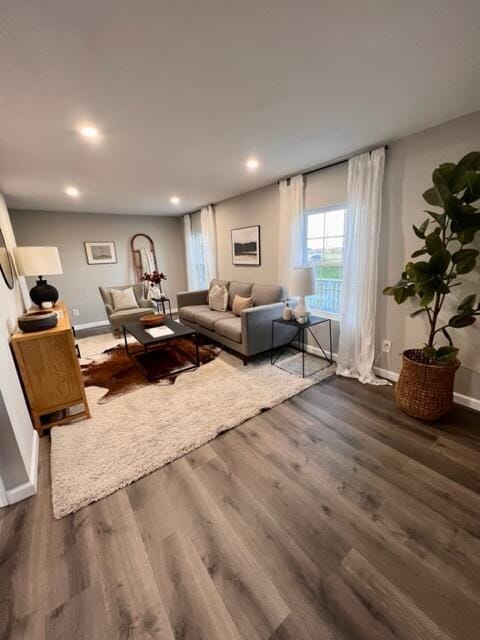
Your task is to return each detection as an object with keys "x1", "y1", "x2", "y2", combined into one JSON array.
[
  {"x1": 232, "y1": 294, "x2": 253, "y2": 316},
  {"x1": 209, "y1": 284, "x2": 228, "y2": 311},
  {"x1": 111, "y1": 287, "x2": 139, "y2": 311}
]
